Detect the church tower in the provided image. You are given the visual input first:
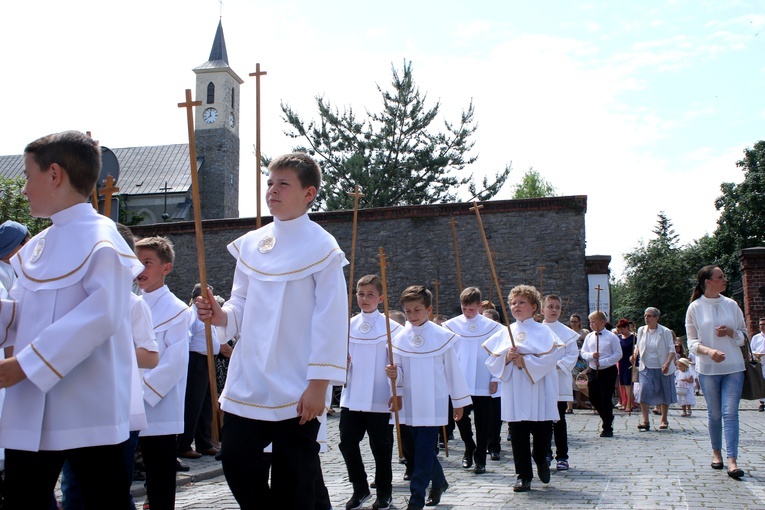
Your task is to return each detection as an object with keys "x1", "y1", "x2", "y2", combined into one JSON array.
[{"x1": 194, "y1": 20, "x2": 243, "y2": 219}]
